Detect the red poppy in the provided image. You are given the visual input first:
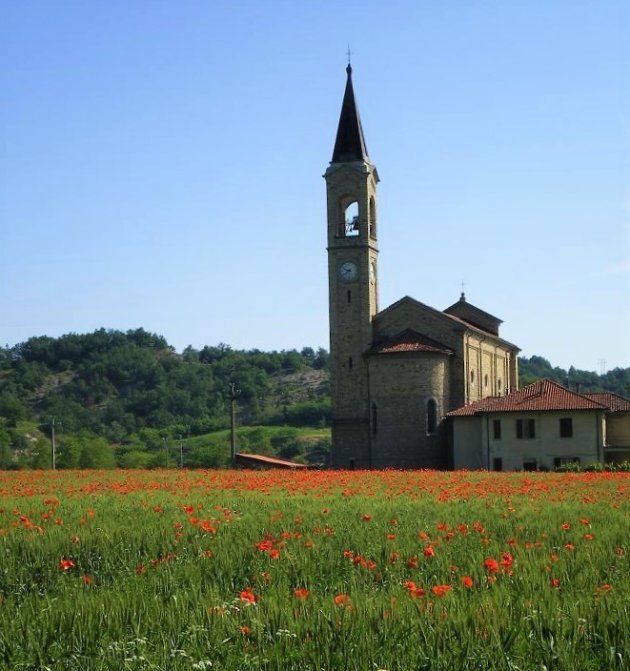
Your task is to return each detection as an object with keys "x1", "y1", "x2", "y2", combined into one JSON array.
[
  {"x1": 423, "y1": 546, "x2": 435, "y2": 558},
  {"x1": 82, "y1": 574, "x2": 92, "y2": 585},
  {"x1": 334, "y1": 593, "x2": 350, "y2": 606},
  {"x1": 199, "y1": 520, "x2": 217, "y2": 534},
  {"x1": 403, "y1": 580, "x2": 425, "y2": 599},
  {"x1": 461, "y1": 576, "x2": 474, "y2": 588},
  {"x1": 484, "y1": 558, "x2": 499, "y2": 574},
  {"x1": 294, "y1": 587, "x2": 310, "y2": 600},
  {"x1": 500, "y1": 552, "x2": 513, "y2": 569},
  {"x1": 550, "y1": 578, "x2": 560, "y2": 589},
  {"x1": 239, "y1": 589, "x2": 257, "y2": 604},
  {"x1": 431, "y1": 584, "x2": 452, "y2": 598},
  {"x1": 59, "y1": 558, "x2": 75, "y2": 571}
]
